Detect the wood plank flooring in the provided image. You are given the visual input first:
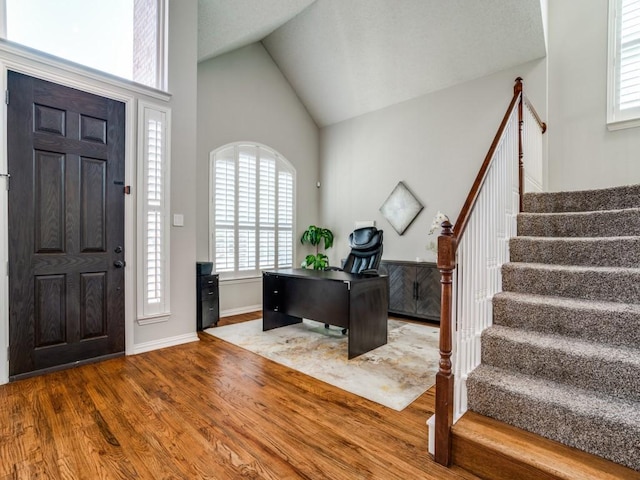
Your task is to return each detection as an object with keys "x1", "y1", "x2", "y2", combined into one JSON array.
[{"x1": 0, "y1": 312, "x2": 476, "y2": 480}]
